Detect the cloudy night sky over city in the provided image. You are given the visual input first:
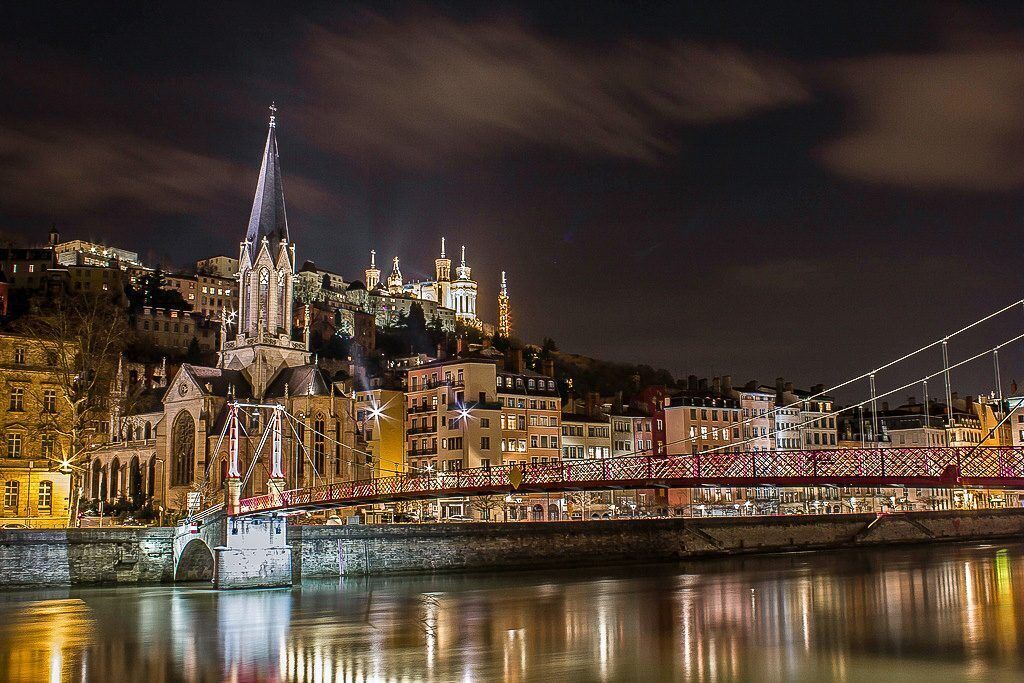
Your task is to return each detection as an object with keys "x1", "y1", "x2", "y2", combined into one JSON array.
[{"x1": 2, "y1": 2, "x2": 1023, "y2": 395}]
